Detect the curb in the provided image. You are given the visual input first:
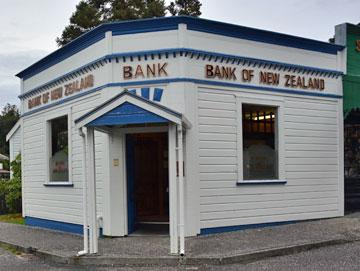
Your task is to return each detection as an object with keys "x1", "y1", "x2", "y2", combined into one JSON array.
[{"x1": 0, "y1": 238, "x2": 355, "y2": 267}]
